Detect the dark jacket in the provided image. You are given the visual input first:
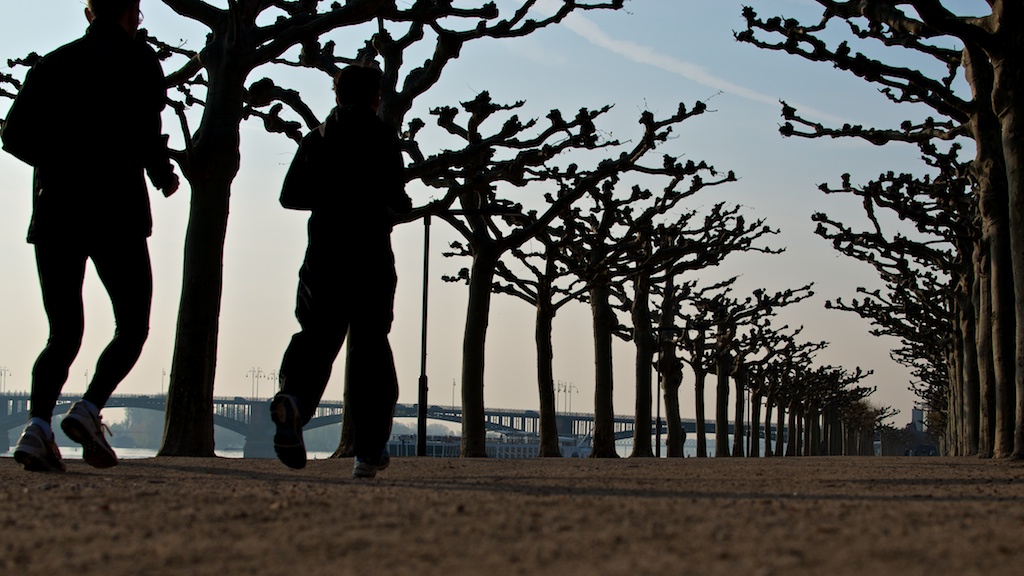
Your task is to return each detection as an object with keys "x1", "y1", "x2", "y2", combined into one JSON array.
[
  {"x1": 1, "y1": 19, "x2": 175, "y2": 244},
  {"x1": 281, "y1": 105, "x2": 411, "y2": 272}
]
